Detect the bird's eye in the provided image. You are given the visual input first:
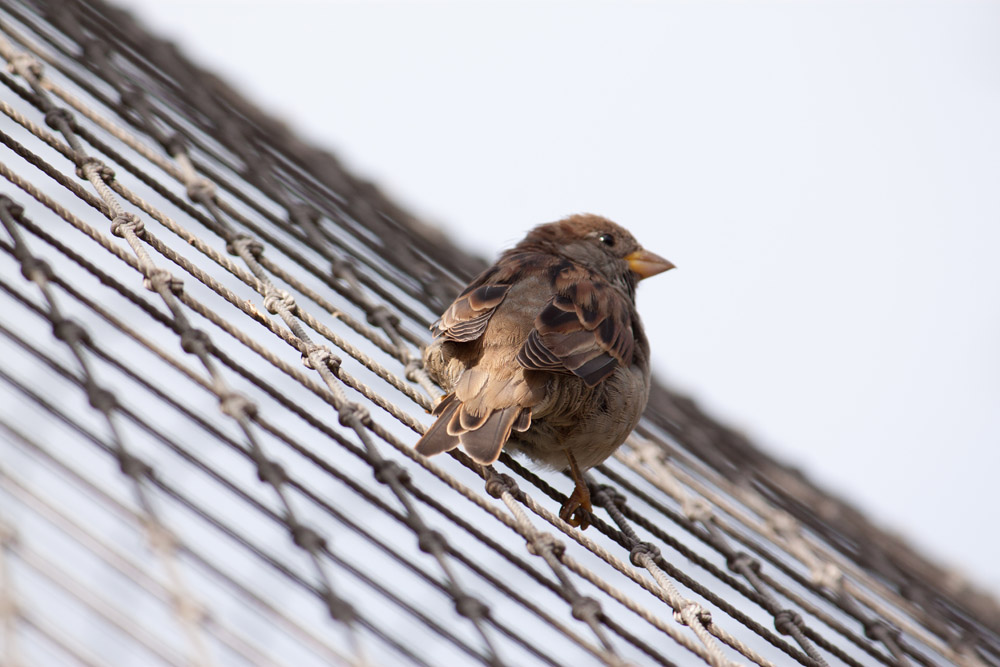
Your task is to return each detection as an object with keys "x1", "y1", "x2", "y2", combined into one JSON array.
[{"x1": 598, "y1": 233, "x2": 615, "y2": 247}]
